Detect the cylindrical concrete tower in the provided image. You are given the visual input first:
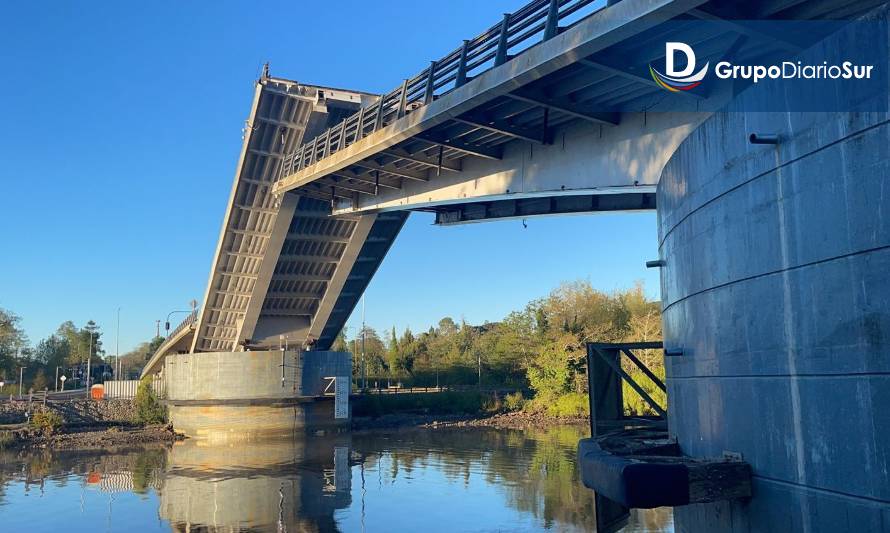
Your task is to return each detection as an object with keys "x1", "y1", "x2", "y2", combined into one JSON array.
[{"x1": 658, "y1": 82, "x2": 890, "y2": 531}]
